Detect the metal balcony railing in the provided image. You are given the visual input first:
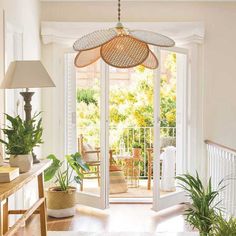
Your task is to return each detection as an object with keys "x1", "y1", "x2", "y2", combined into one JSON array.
[{"x1": 78, "y1": 126, "x2": 176, "y2": 178}]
